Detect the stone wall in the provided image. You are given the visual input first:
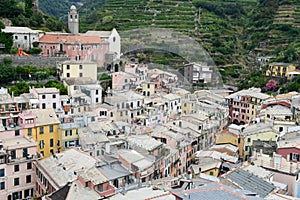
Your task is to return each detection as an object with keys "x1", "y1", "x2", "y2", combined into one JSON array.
[{"x1": 0, "y1": 55, "x2": 70, "y2": 68}]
